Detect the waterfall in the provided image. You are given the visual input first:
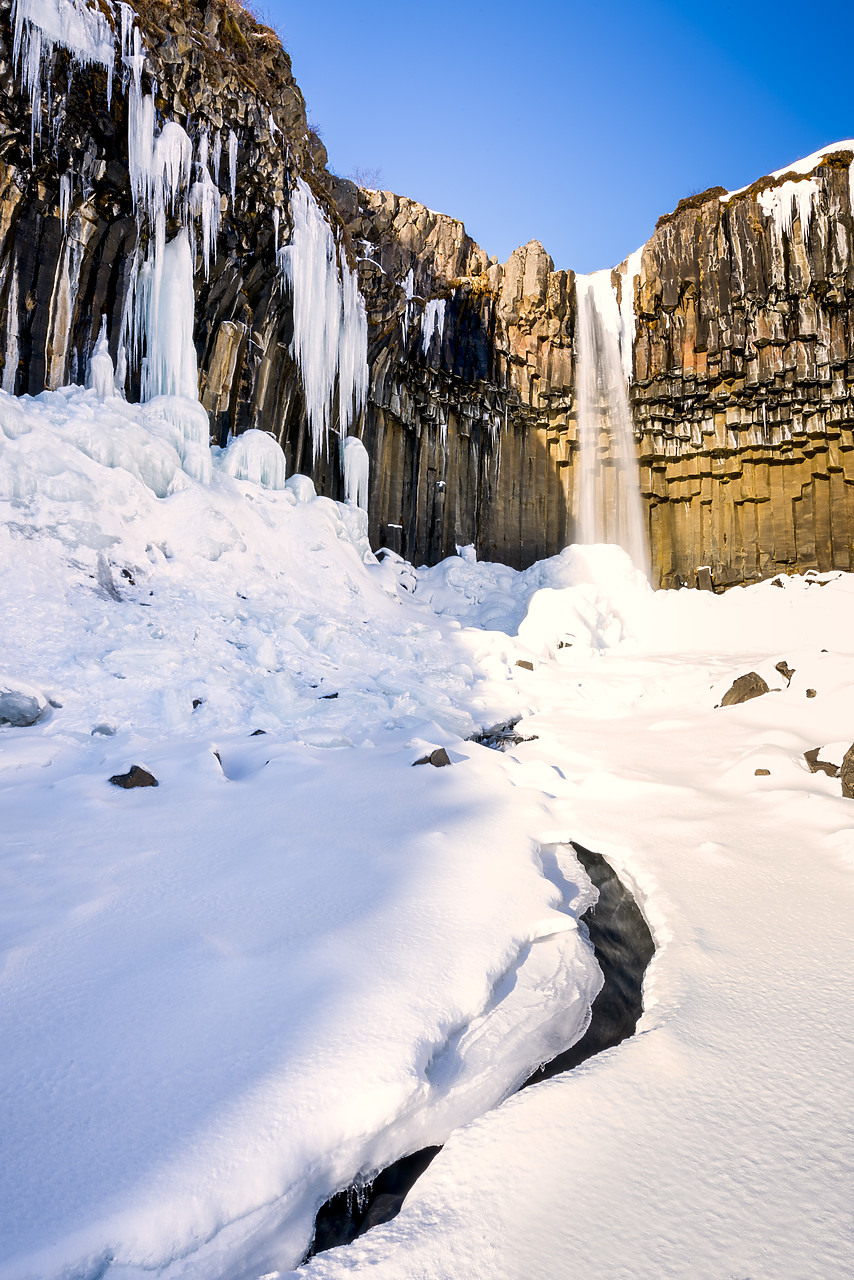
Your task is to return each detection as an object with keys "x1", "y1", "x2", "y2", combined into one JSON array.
[{"x1": 574, "y1": 265, "x2": 648, "y2": 575}]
